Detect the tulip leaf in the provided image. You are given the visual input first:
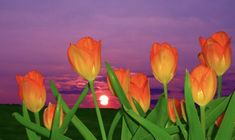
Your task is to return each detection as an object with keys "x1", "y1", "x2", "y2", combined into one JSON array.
[
  {"x1": 50, "y1": 95, "x2": 62, "y2": 140},
  {"x1": 50, "y1": 80, "x2": 96, "y2": 140},
  {"x1": 59, "y1": 83, "x2": 89, "y2": 133},
  {"x1": 184, "y1": 70, "x2": 205, "y2": 140},
  {"x1": 205, "y1": 95, "x2": 231, "y2": 129},
  {"x1": 215, "y1": 92, "x2": 235, "y2": 140},
  {"x1": 108, "y1": 110, "x2": 122, "y2": 140},
  {"x1": 123, "y1": 111, "x2": 139, "y2": 135},
  {"x1": 173, "y1": 102, "x2": 188, "y2": 140},
  {"x1": 125, "y1": 109, "x2": 172, "y2": 140},
  {"x1": 22, "y1": 103, "x2": 40, "y2": 140},
  {"x1": 121, "y1": 116, "x2": 132, "y2": 140},
  {"x1": 12, "y1": 113, "x2": 71, "y2": 140},
  {"x1": 105, "y1": 62, "x2": 131, "y2": 109},
  {"x1": 132, "y1": 94, "x2": 168, "y2": 140},
  {"x1": 132, "y1": 97, "x2": 146, "y2": 117}
]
